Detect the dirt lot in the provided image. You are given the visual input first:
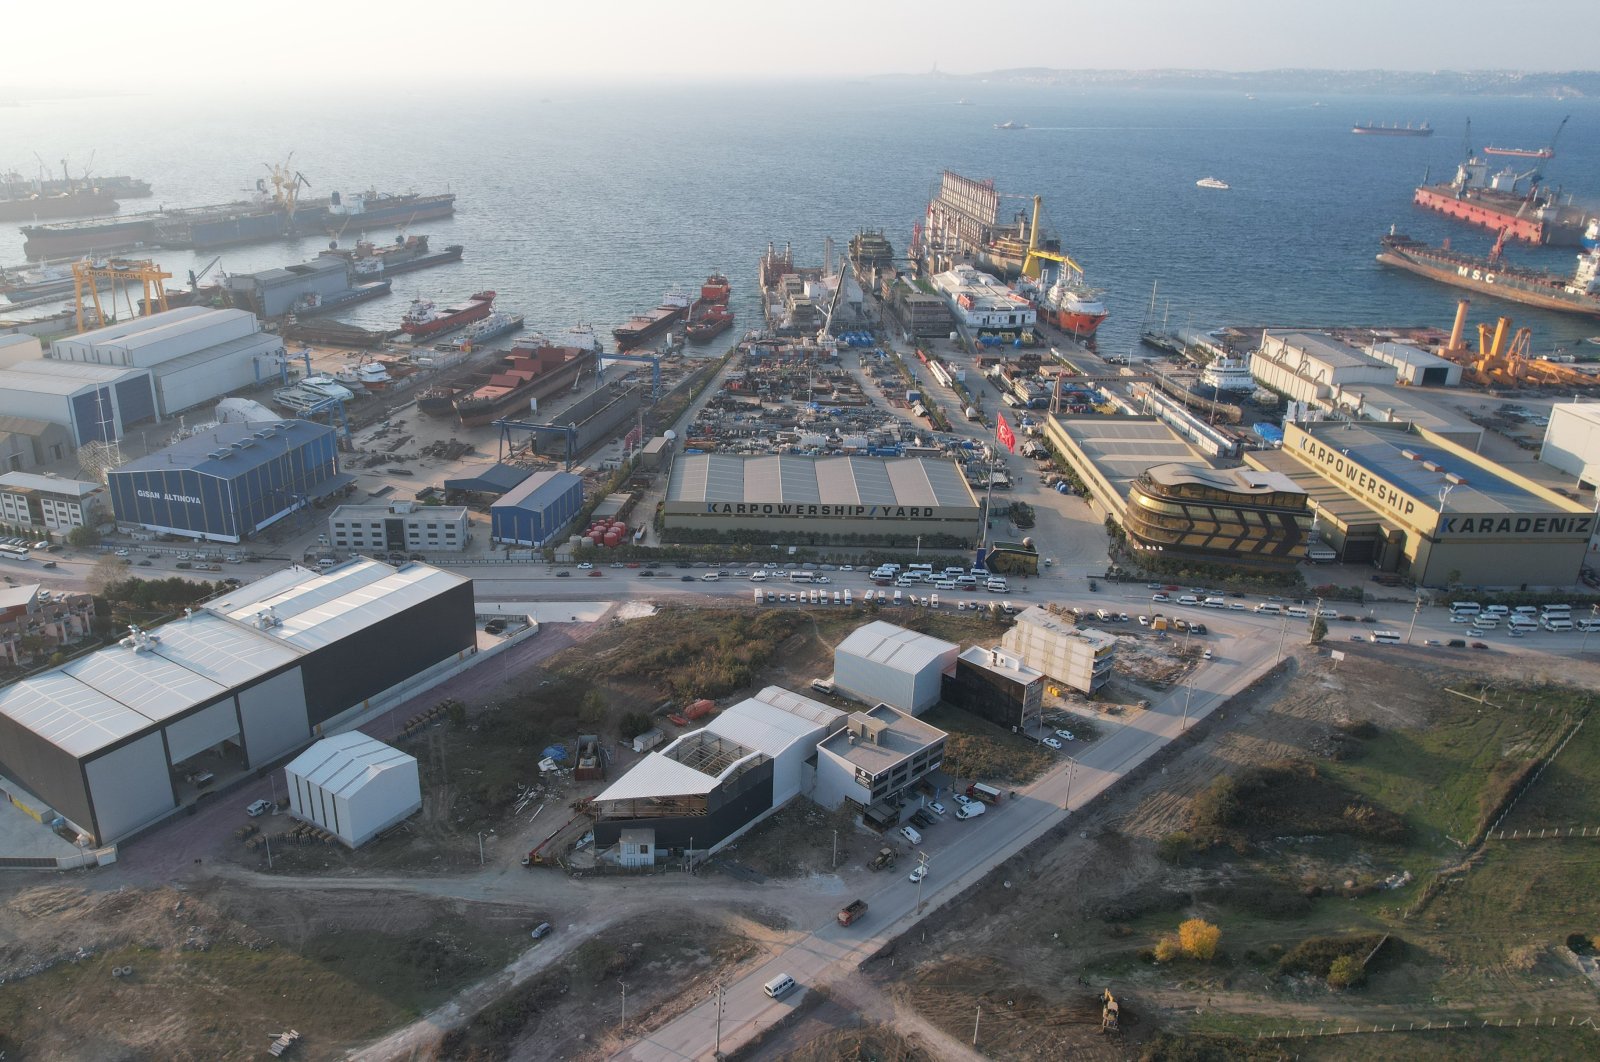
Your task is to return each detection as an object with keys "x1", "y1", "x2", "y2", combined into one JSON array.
[
  {"x1": 841, "y1": 644, "x2": 1600, "y2": 1060},
  {"x1": 0, "y1": 880, "x2": 528, "y2": 1062}
]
